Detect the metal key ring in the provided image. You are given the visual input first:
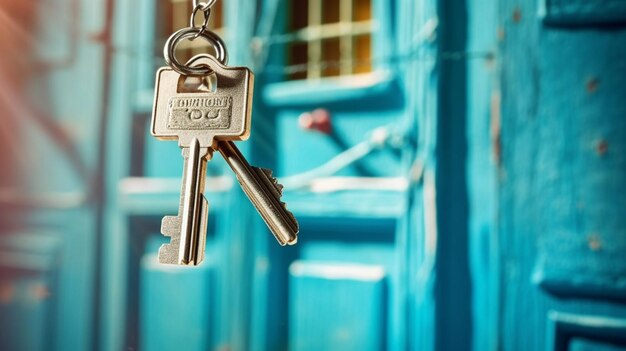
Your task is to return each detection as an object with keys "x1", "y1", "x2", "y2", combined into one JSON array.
[{"x1": 164, "y1": 27, "x2": 229, "y2": 76}]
